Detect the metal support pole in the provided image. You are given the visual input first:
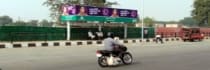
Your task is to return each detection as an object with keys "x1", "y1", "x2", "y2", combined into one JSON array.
[
  {"x1": 67, "y1": 21, "x2": 71, "y2": 40},
  {"x1": 124, "y1": 24, "x2": 127, "y2": 39},
  {"x1": 207, "y1": 12, "x2": 209, "y2": 26},
  {"x1": 98, "y1": 24, "x2": 102, "y2": 32},
  {"x1": 141, "y1": 20, "x2": 144, "y2": 40},
  {"x1": 141, "y1": 0, "x2": 144, "y2": 40}
]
